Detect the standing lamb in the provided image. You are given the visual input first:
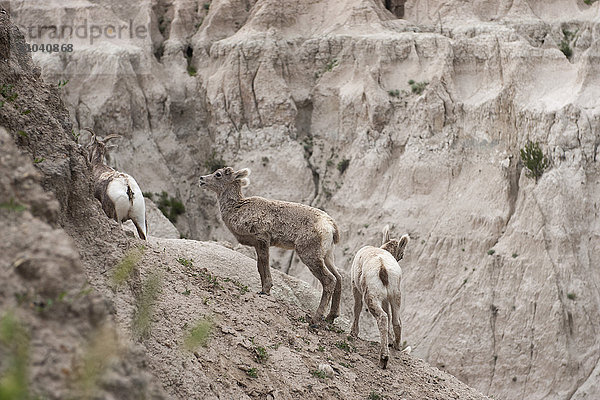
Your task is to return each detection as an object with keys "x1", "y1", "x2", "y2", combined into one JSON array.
[
  {"x1": 85, "y1": 128, "x2": 147, "y2": 240},
  {"x1": 351, "y1": 225, "x2": 409, "y2": 368},
  {"x1": 199, "y1": 167, "x2": 342, "y2": 324}
]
